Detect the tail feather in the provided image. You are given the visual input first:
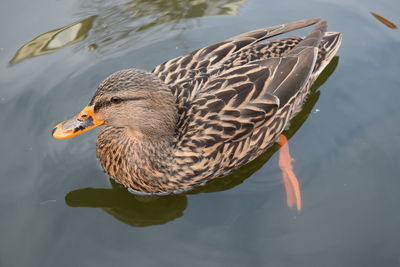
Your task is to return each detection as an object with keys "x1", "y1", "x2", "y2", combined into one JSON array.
[
  {"x1": 288, "y1": 20, "x2": 327, "y2": 57},
  {"x1": 313, "y1": 32, "x2": 343, "y2": 75}
]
